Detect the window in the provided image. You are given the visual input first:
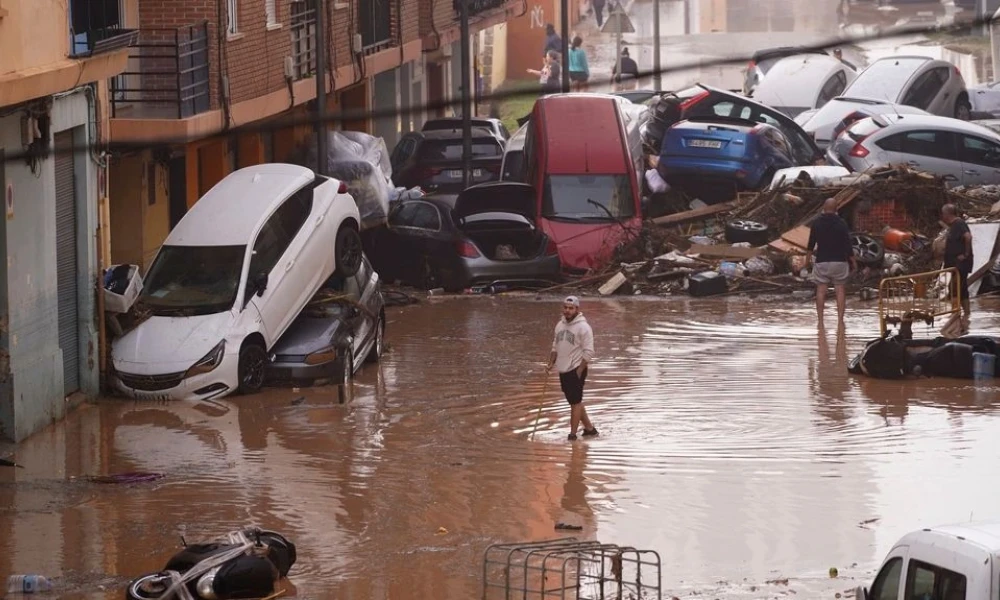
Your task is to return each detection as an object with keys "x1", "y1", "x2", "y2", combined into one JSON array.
[
  {"x1": 266, "y1": 0, "x2": 278, "y2": 26},
  {"x1": 391, "y1": 137, "x2": 417, "y2": 171},
  {"x1": 901, "y1": 68, "x2": 949, "y2": 110},
  {"x1": 818, "y1": 71, "x2": 849, "y2": 106},
  {"x1": 904, "y1": 560, "x2": 966, "y2": 600},
  {"x1": 274, "y1": 183, "x2": 315, "y2": 239},
  {"x1": 416, "y1": 139, "x2": 502, "y2": 161},
  {"x1": 868, "y1": 557, "x2": 902, "y2": 600},
  {"x1": 142, "y1": 245, "x2": 247, "y2": 316},
  {"x1": 877, "y1": 130, "x2": 956, "y2": 161},
  {"x1": 290, "y1": 0, "x2": 317, "y2": 79},
  {"x1": 543, "y1": 174, "x2": 634, "y2": 220},
  {"x1": 960, "y1": 135, "x2": 1000, "y2": 167},
  {"x1": 226, "y1": 0, "x2": 238, "y2": 35},
  {"x1": 389, "y1": 201, "x2": 442, "y2": 230}
]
